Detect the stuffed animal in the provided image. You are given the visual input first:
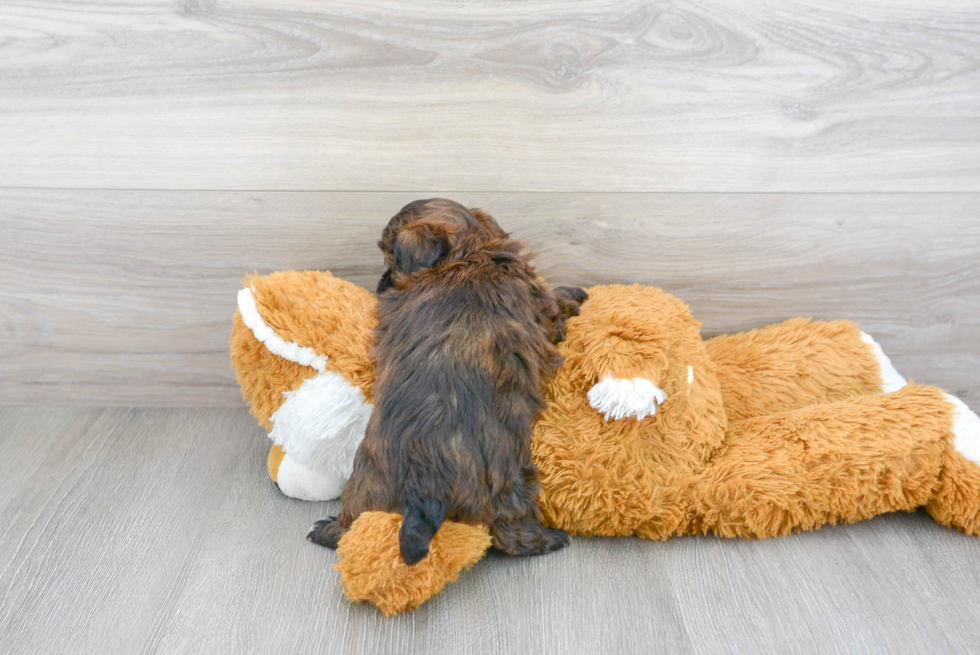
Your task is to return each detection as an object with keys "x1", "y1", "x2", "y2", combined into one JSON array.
[{"x1": 231, "y1": 270, "x2": 980, "y2": 616}]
